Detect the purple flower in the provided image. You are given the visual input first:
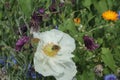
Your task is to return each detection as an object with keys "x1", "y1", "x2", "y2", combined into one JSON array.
[
  {"x1": 15, "y1": 36, "x2": 29, "y2": 51},
  {"x1": 83, "y1": 36, "x2": 99, "y2": 51},
  {"x1": 38, "y1": 8, "x2": 45, "y2": 14},
  {"x1": 49, "y1": 0, "x2": 57, "y2": 12},
  {"x1": 30, "y1": 12, "x2": 42, "y2": 32},
  {"x1": 59, "y1": 3, "x2": 64, "y2": 7},
  {"x1": 104, "y1": 74, "x2": 117, "y2": 80},
  {"x1": 31, "y1": 12, "x2": 42, "y2": 22},
  {"x1": 49, "y1": 4, "x2": 57, "y2": 12}
]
